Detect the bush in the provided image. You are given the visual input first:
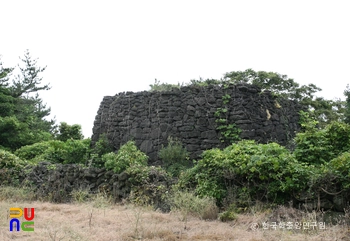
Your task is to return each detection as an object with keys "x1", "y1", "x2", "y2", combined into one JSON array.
[
  {"x1": 62, "y1": 138, "x2": 90, "y2": 164},
  {"x1": 166, "y1": 163, "x2": 188, "y2": 178},
  {"x1": 158, "y1": 137, "x2": 190, "y2": 177},
  {"x1": 15, "y1": 141, "x2": 52, "y2": 160},
  {"x1": 90, "y1": 134, "x2": 113, "y2": 168},
  {"x1": 14, "y1": 139, "x2": 91, "y2": 164},
  {"x1": 177, "y1": 140, "x2": 312, "y2": 205},
  {"x1": 104, "y1": 140, "x2": 148, "y2": 173},
  {"x1": 326, "y1": 152, "x2": 350, "y2": 189},
  {"x1": 126, "y1": 165, "x2": 169, "y2": 208},
  {"x1": 0, "y1": 150, "x2": 29, "y2": 186},
  {"x1": 294, "y1": 121, "x2": 350, "y2": 164},
  {"x1": 34, "y1": 140, "x2": 67, "y2": 163},
  {"x1": 175, "y1": 165, "x2": 199, "y2": 192},
  {"x1": 0, "y1": 149, "x2": 28, "y2": 169}
]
